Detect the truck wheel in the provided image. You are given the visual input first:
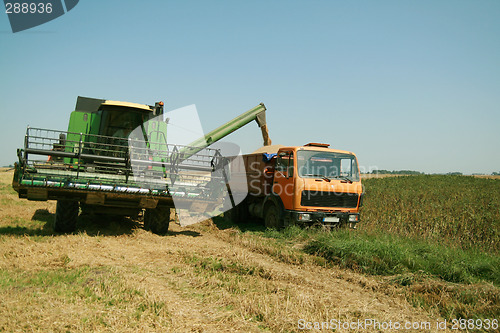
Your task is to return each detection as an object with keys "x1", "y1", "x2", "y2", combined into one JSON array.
[
  {"x1": 264, "y1": 204, "x2": 282, "y2": 230},
  {"x1": 224, "y1": 201, "x2": 247, "y2": 224},
  {"x1": 224, "y1": 206, "x2": 239, "y2": 224},
  {"x1": 144, "y1": 207, "x2": 170, "y2": 235},
  {"x1": 54, "y1": 200, "x2": 79, "y2": 233}
]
